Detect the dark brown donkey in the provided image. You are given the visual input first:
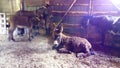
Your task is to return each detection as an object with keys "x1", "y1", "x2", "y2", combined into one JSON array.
[{"x1": 53, "y1": 24, "x2": 94, "y2": 58}]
